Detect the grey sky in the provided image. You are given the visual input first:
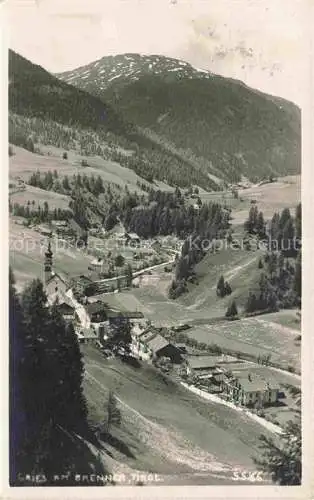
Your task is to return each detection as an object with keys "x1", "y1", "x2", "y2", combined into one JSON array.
[{"x1": 6, "y1": 0, "x2": 308, "y2": 106}]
